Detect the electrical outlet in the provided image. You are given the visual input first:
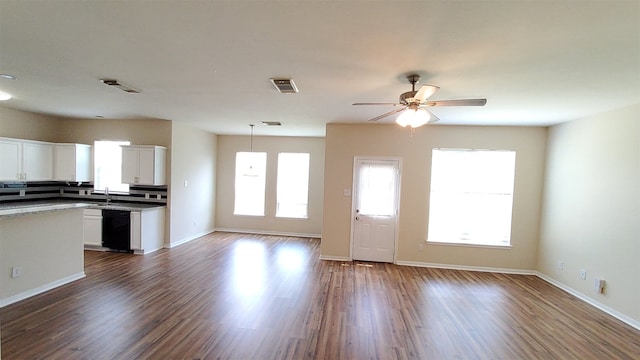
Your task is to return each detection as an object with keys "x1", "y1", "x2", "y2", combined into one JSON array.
[
  {"x1": 11, "y1": 267, "x2": 22, "y2": 278},
  {"x1": 156, "y1": 194, "x2": 161, "y2": 200},
  {"x1": 418, "y1": 243, "x2": 424, "y2": 251},
  {"x1": 558, "y1": 261, "x2": 564, "y2": 270},
  {"x1": 19, "y1": 189, "x2": 26, "y2": 197},
  {"x1": 579, "y1": 269, "x2": 587, "y2": 280},
  {"x1": 145, "y1": 193, "x2": 150, "y2": 199}
]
